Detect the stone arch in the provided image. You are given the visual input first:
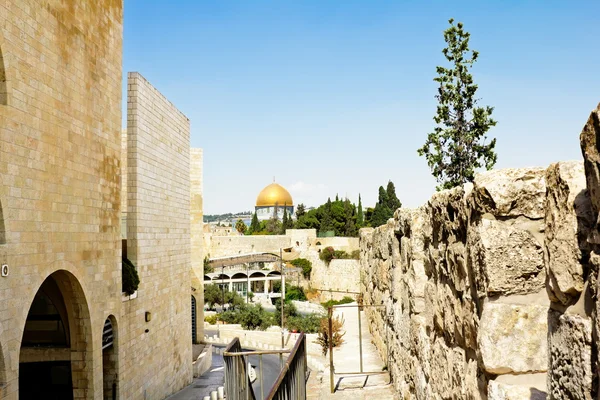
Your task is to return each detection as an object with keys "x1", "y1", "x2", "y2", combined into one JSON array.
[
  {"x1": 19, "y1": 269, "x2": 94, "y2": 399},
  {"x1": 102, "y1": 315, "x2": 118, "y2": 400}
]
